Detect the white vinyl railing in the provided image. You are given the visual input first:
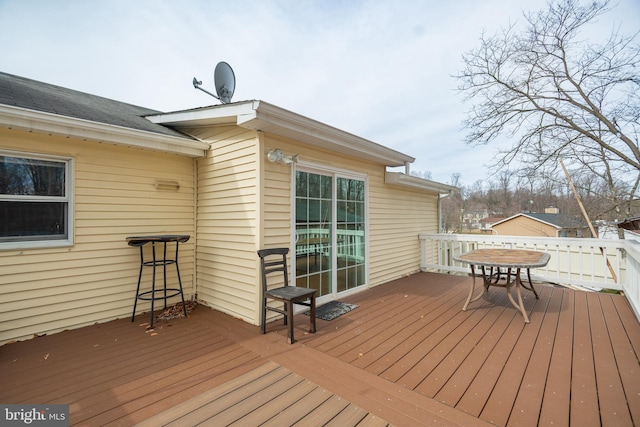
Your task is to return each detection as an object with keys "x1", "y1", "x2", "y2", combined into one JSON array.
[
  {"x1": 296, "y1": 228, "x2": 365, "y2": 263},
  {"x1": 622, "y1": 230, "x2": 640, "y2": 321},
  {"x1": 418, "y1": 232, "x2": 640, "y2": 323}
]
